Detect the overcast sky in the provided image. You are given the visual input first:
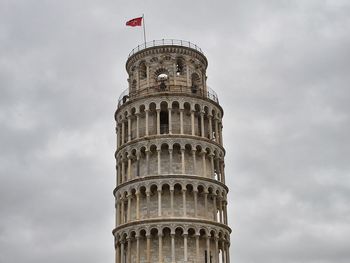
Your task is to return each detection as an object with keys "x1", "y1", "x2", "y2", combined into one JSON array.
[{"x1": 1, "y1": 0, "x2": 350, "y2": 262}]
